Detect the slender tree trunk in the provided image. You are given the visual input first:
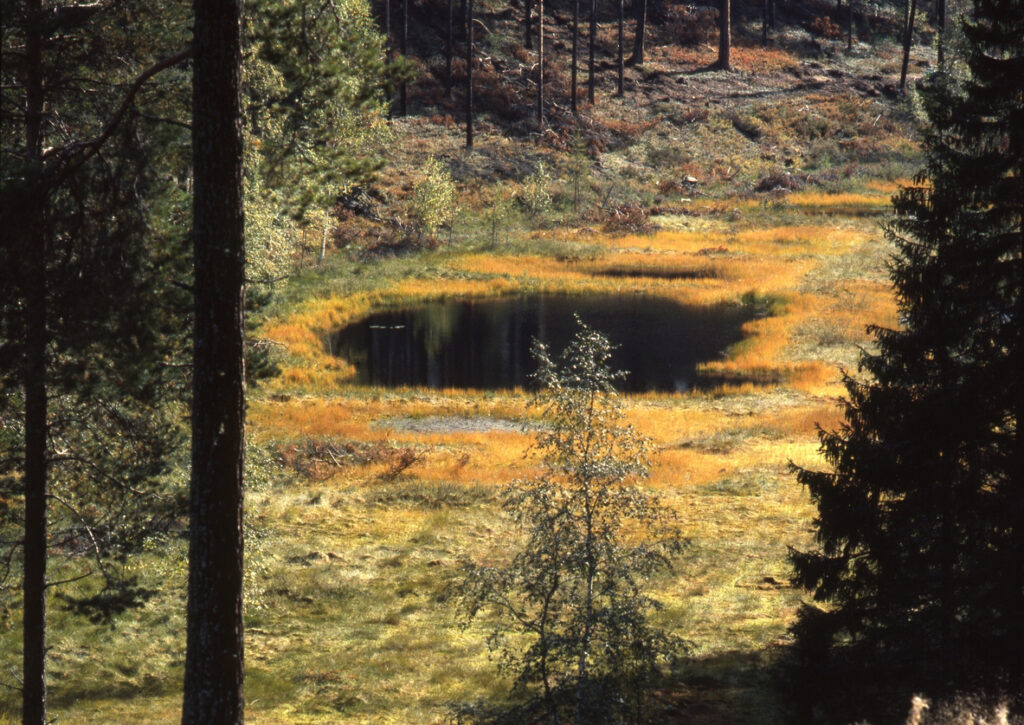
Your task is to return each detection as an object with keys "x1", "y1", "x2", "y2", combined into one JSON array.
[
  {"x1": 385, "y1": 0, "x2": 393, "y2": 118},
  {"x1": 616, "y1": 0, "x2": 624, "y2": 95},
  {"x1": 22, "y1": 3, "x2": 48, "y2": 723},
  {"x1": 847, "y1": 0, "x2": 853, "y2": 50},
  {"x1": 466, "y1": 0, "x2": 474, "y2": 148},
  {"x1": 718, "y1": 0, "x2": 731, "y2": 70},
  {"x1": 182, "y1": 0, "x2": 246, "y2": 721},
  {"x1": 629, "y1": 0, "x2": 647, "y2": 65},
  {"x1": 525, "y1": 0, "x2": 533, "y2": 48},
  {"x1": 539, "y1": 578, "x2": 562, "y2": 725},
  {"x1": 400, "y1": 0, "x2": 408, "y2": 116},
  {"x1": 1014, "y1": 210, "x2": 1024, "y2": 689},
  {"x1": 899, "y1": 0, "x2": 917, "y2": 93},
  {"x1": 762, "y1": 0, "x2": 768, "y2": 45},
  {"x1": 537, "y1": 0, "x2": 544, "y2": 129},
  {"x1": 588, "y1": 0, "x2": 596, "y2": 104},
  {"x1": 574, "y1": 483, "x2": 597, "y2": 724},
  {"x1": 445, "y1": 0, "x2": 453, "y2": 95},
  {"x1": 317, "y1": 218, "x2": 328, "y2": 266},
  {"x1": 572, "y1": 0, "x2": 579, "y2": 114},
  {"x1": 936, "y1": 0, "x2": 946, "y2": 66}
]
